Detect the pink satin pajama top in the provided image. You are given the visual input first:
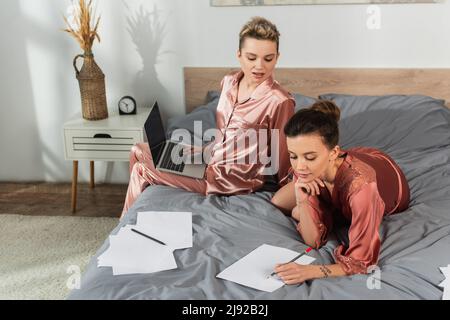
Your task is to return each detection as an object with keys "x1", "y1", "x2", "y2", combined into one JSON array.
[
  {"x1": 292, "y1": 147, "x2": 410, "y2": 275},
  {"x1": 205, "y1": 71, "x2": 295, "y2": 195}
]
